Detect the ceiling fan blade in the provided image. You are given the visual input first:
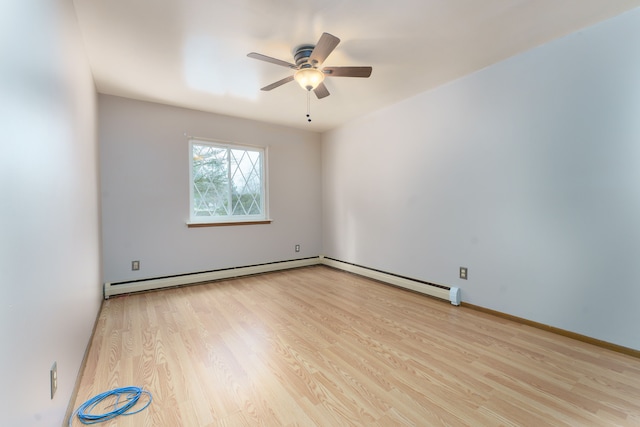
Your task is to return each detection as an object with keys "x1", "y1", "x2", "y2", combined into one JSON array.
[
  {"x1": 309, "y1": 33, "x2": 340, "y2": 66},
  {"x1": 247, "y1": 52, "x2": 296, "y2": 69},
  {"x1": 323, "y1": 66, "x2": 372, "y2": 78},
  {"x1": 314, "y1": 82, "x2": 330, "y2": 99},
  {"x1": 261, "y1": 75, "x2": 294, "y2": 91}
]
